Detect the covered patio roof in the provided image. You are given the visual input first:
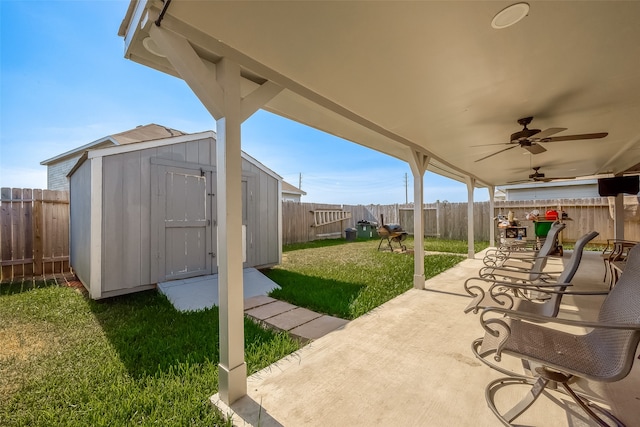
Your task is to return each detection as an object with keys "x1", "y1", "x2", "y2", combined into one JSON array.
[
  {"x1": 118, "y1": 0, "x2": 640, "y2": 410},
  {"x1": 119, "y1": 1, "x2": 640, "y2": 186}
]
